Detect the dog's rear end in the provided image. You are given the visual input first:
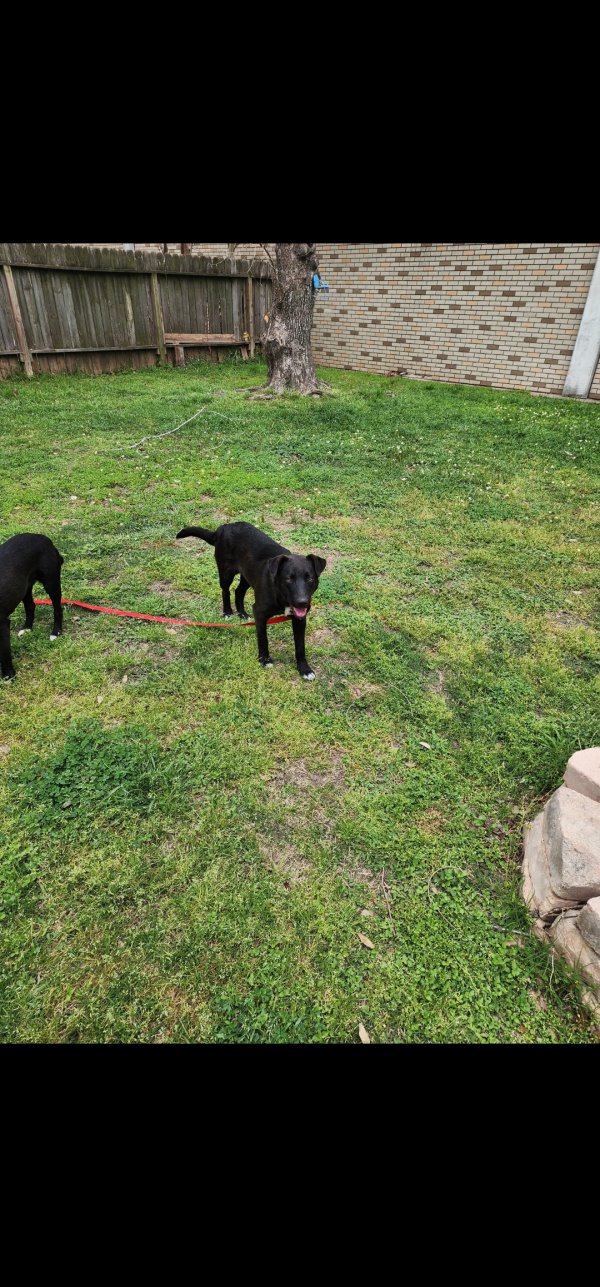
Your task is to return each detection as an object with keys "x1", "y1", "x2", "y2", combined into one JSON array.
[{"x1": 0, "y1": 534, "x2": 64, "y2": 680}]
